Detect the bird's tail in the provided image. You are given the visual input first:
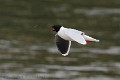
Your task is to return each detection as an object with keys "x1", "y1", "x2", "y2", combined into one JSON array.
[{"x1": 83, "y1": 35, "x2": 100, "y2": 42}]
